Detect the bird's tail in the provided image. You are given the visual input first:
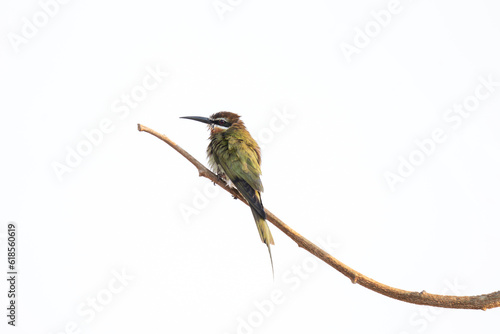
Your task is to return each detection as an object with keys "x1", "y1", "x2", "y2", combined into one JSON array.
[{"x1": 251, "y1": 208, "x2": 275, "y2": 277}]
